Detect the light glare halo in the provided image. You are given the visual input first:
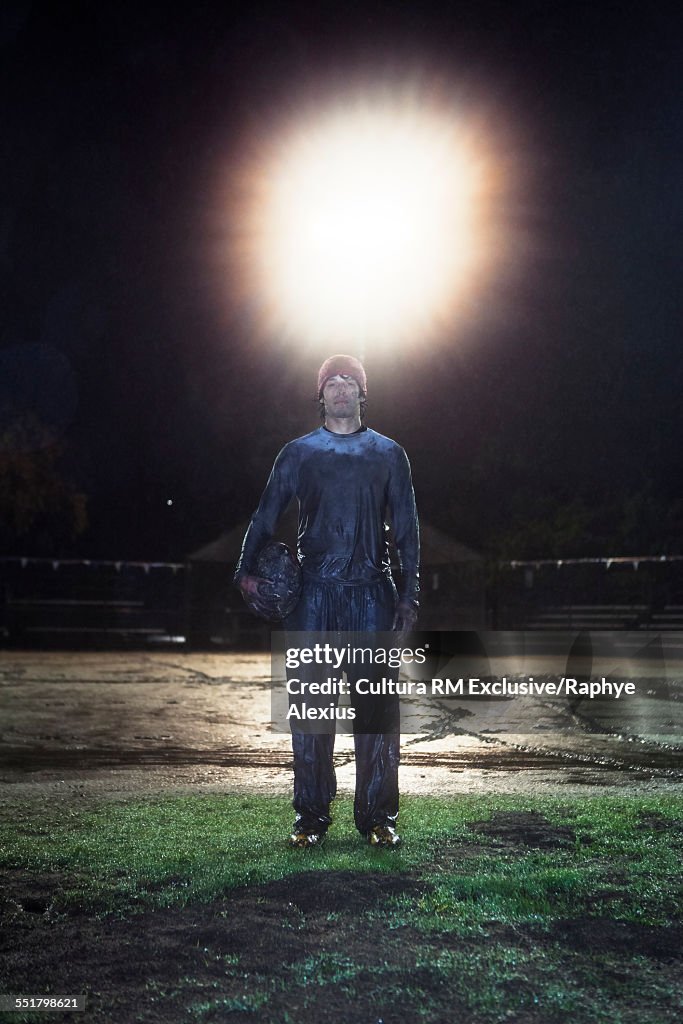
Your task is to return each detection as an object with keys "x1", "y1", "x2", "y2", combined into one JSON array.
[{"x1": 233, "y1": 94, "x2": 495, "y2": 351}]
